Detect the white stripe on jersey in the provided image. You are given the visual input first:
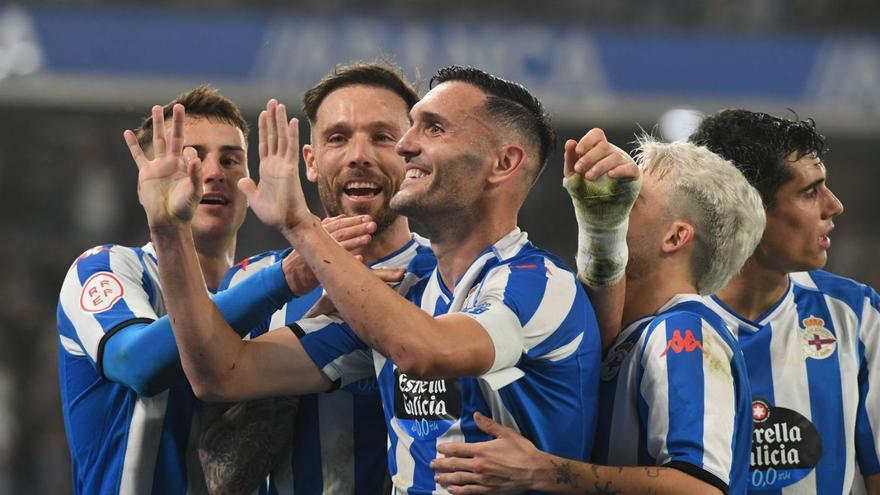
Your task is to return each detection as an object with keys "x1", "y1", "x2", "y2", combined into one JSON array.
[
  {"x1": 862, "y1": 291, "x2": 880, "y2": 473},
  {"x1": 521, "y1": 259, "x2": 577, "y2": 353},
  {"x1": 700, "y1": 328, "x2": 736, "y2": 483},
  {"x1": 317, "y1": 391, "x2": 356, "y2": 493},
  {"x1": 59, "y1": 334, "x2": 85, "y2": 356},
  {"x1": 119, "y1": 391, "x2": 168, "y2": 494}
]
